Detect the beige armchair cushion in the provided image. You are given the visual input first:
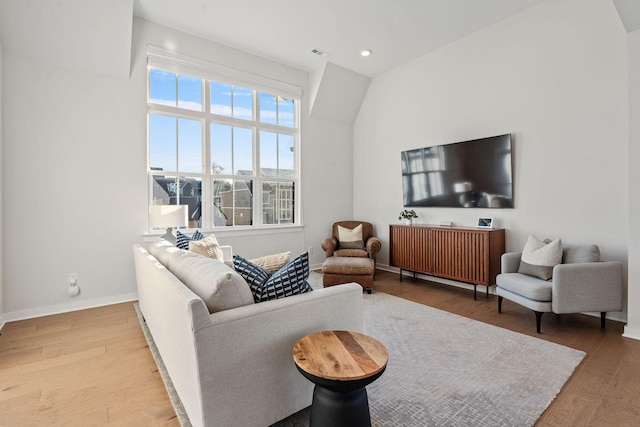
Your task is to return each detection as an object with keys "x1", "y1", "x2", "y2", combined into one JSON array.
[{"x1": 337, "y1": 224, "x2": 364, "y2": 249}]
